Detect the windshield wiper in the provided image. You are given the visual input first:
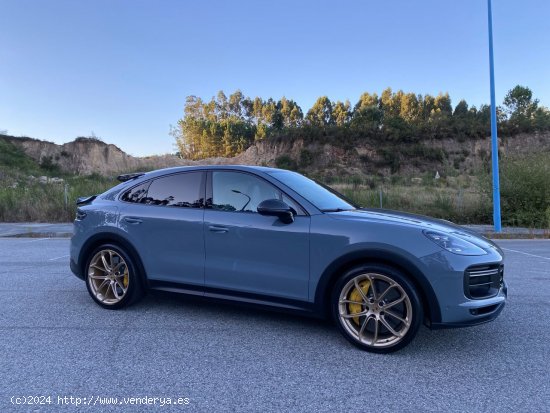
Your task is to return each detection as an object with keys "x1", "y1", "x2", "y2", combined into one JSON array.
[{"x1": 320, "y1": 208, "x2": 354, "y2": 212}]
